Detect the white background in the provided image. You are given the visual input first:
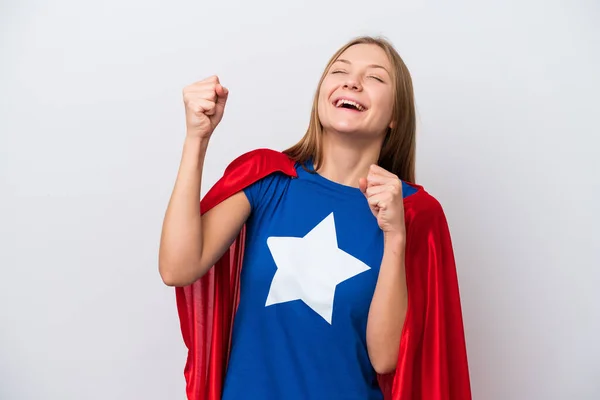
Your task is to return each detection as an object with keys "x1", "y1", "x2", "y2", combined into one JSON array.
[{"x1": 1, "y1": 0, "x2": 599, "y2": 399}]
